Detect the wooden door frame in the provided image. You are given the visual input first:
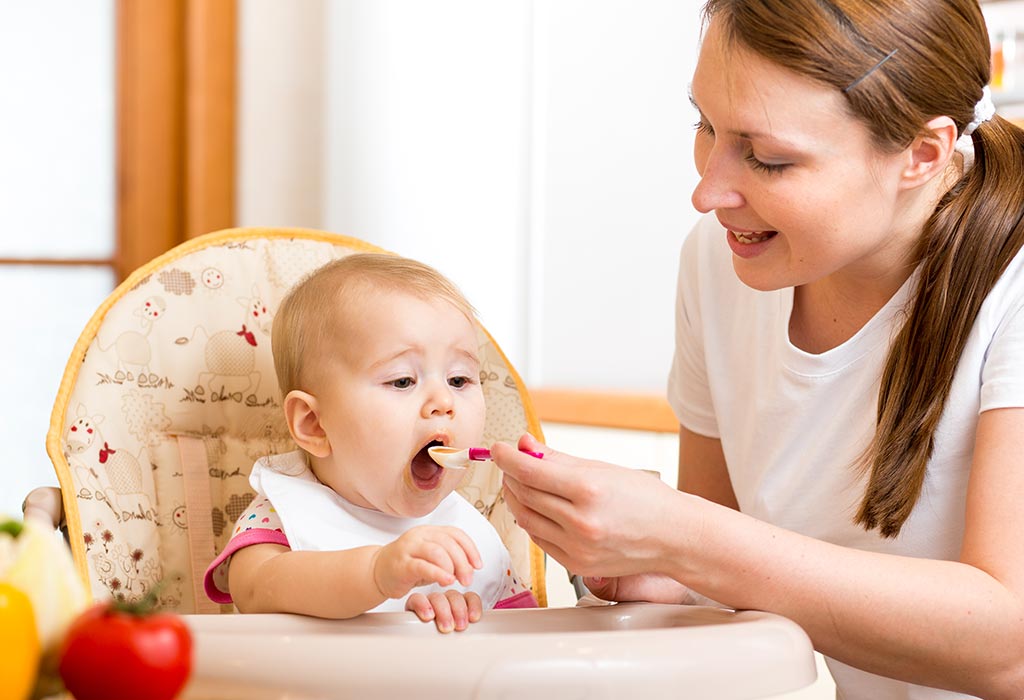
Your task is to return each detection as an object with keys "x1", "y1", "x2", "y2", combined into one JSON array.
[{"x1": 116, "y1": 0, "x2": 236, "y2": 281}]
